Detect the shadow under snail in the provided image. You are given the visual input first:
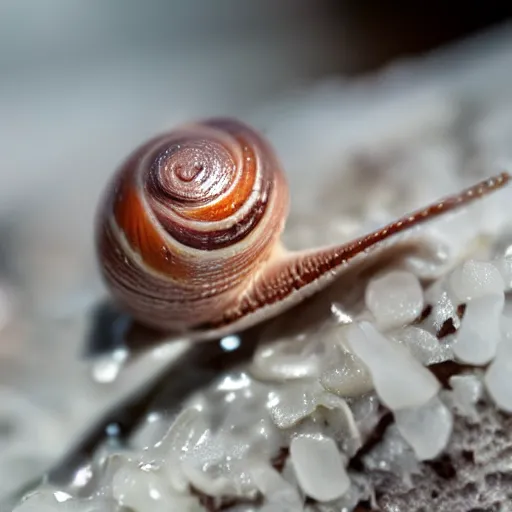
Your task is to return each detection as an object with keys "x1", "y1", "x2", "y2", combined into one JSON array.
[{"x1": 95, "y1": 118, "x2": 511, "y2": 342}]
